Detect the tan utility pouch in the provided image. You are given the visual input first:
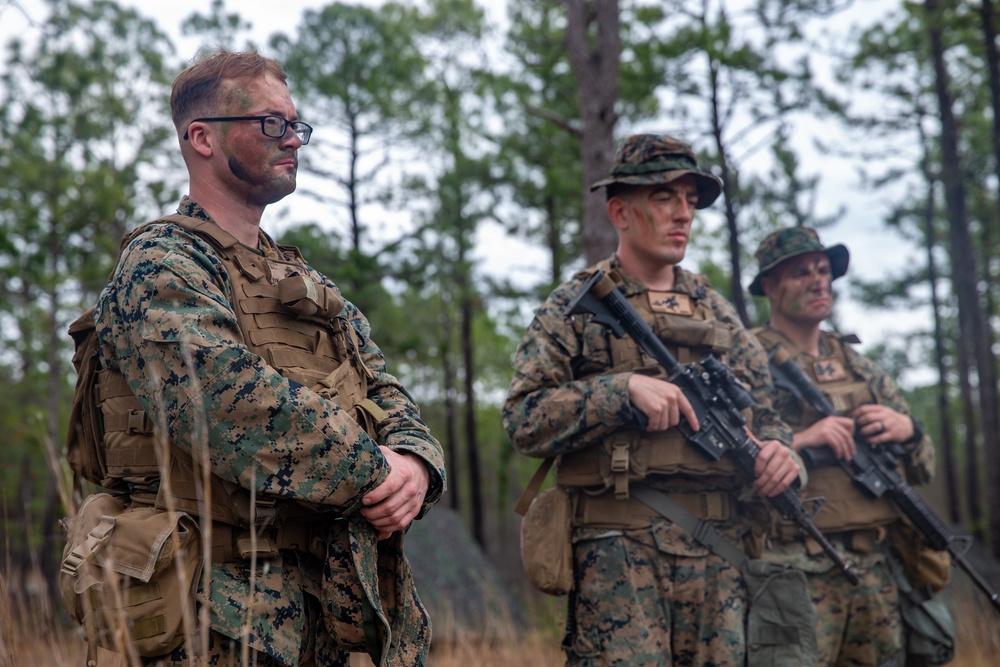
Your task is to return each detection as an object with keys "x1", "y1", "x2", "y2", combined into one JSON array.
[
  {"x1": 59, "y1": 493, "x2": 203, "y2": 659},
  {"x1": 515, "y1": 458, "x2": 574, "y2": 596},
  {"x1": 890, "y1": 521, "x2": 952, "y2": 592},
  {"x1": 520, "y1": 487, "x2": 574, "y2": 595}
]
